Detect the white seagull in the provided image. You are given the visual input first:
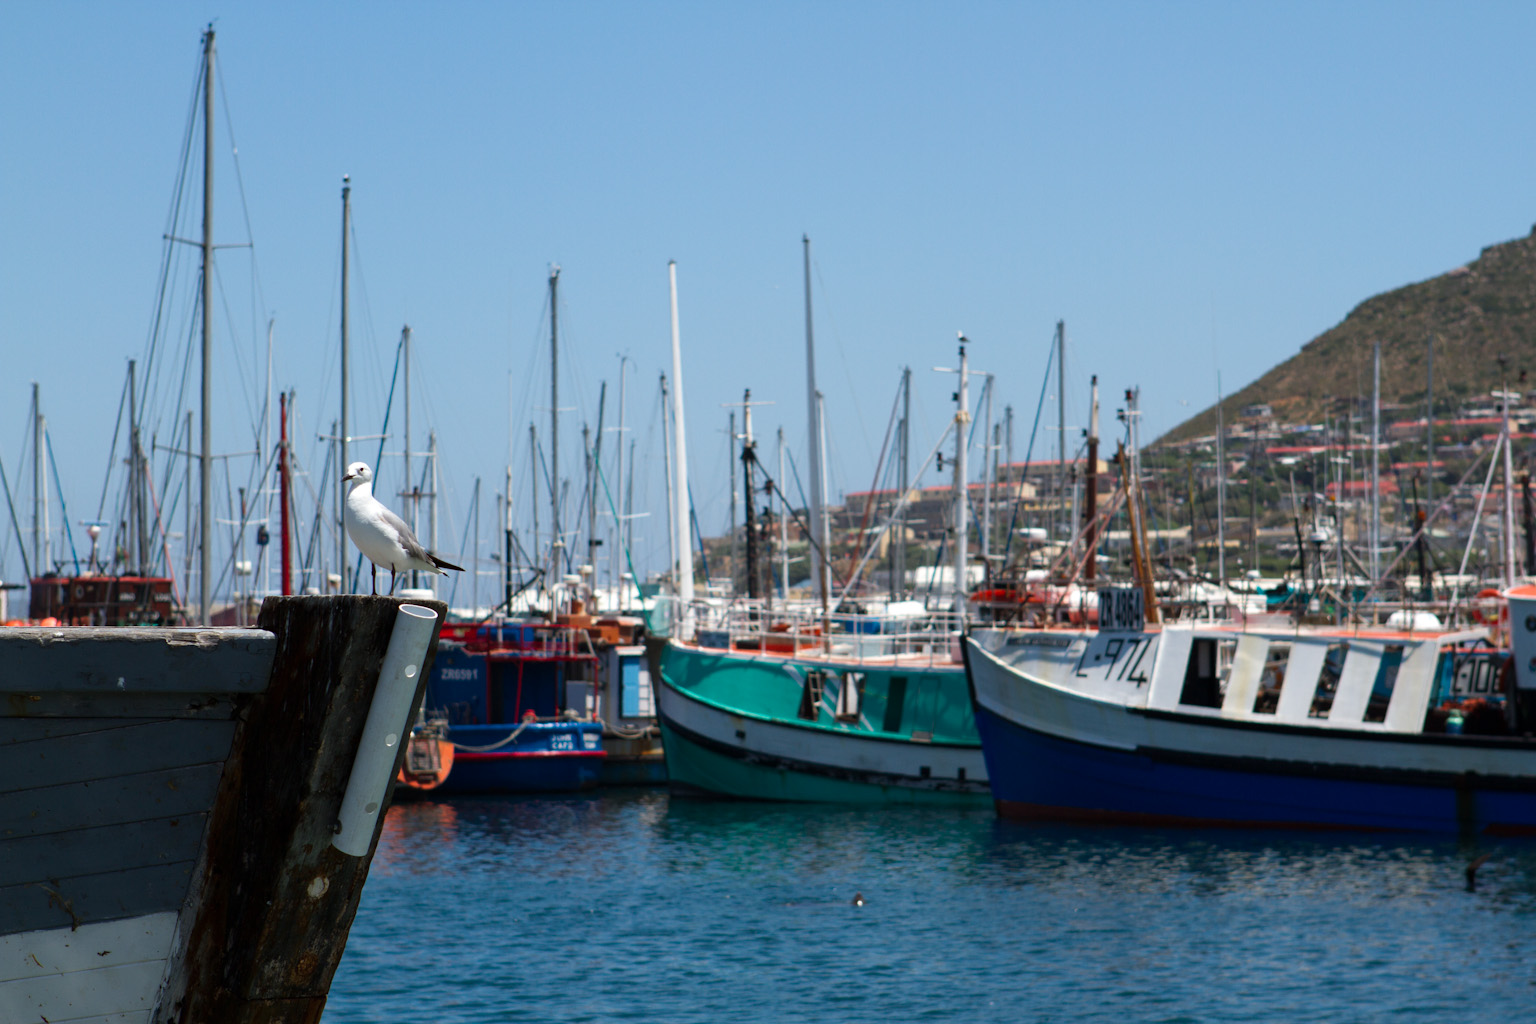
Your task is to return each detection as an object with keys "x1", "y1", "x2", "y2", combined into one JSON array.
[{"x1": 342, "y1": 461, "x2": 464, "y2": 594}]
